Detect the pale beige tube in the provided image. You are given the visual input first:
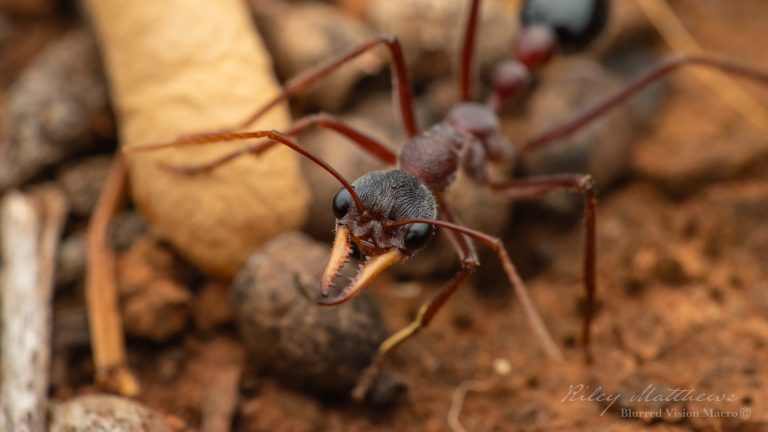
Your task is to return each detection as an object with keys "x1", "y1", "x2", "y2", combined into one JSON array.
[{"x1": 85, "y1": 0, "x2": 310, "y2": 277}]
